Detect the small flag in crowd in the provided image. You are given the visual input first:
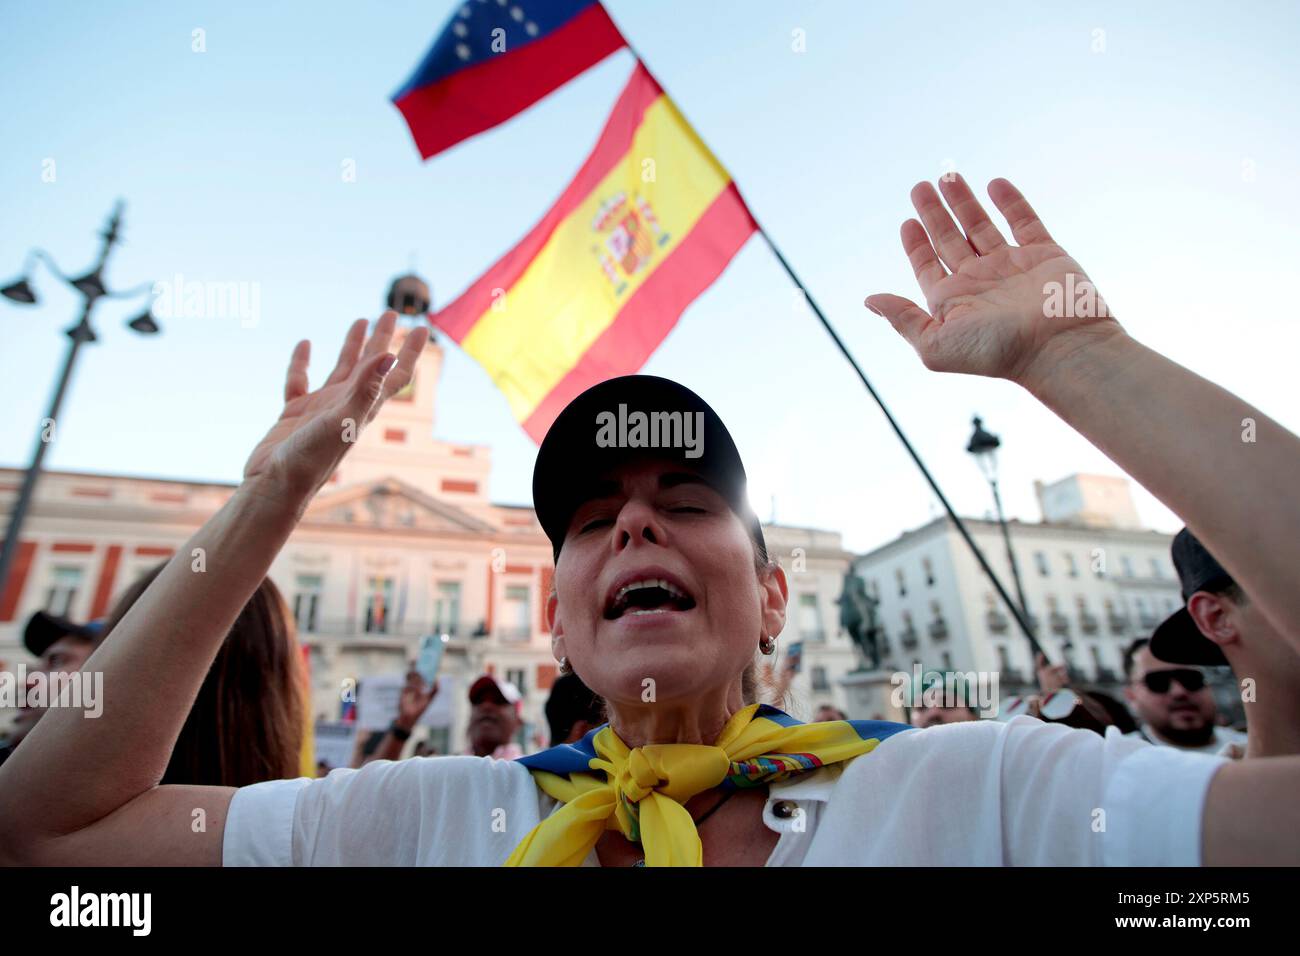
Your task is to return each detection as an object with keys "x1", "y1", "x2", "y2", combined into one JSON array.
[
  {"x1": 393, "y1": 0, "x2": 626, "y2": 159},
  {"x1": 431, "y1": 63, "x2": 758, "y2": 442}
]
